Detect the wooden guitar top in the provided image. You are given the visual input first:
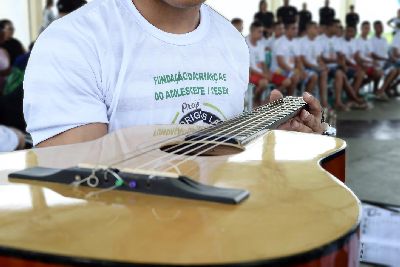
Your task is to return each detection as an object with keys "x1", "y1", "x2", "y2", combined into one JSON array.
[{"x1": 0, "y1": 125, "x2": 360, "y2": 266}]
